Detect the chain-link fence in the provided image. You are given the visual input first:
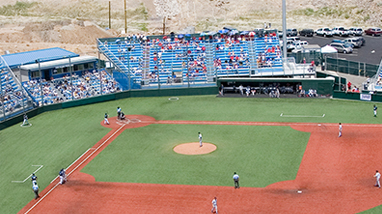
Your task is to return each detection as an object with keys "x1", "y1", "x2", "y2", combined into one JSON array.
[{"x1": 326, "y1": 58, "x2": 378, "y2": 78}]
